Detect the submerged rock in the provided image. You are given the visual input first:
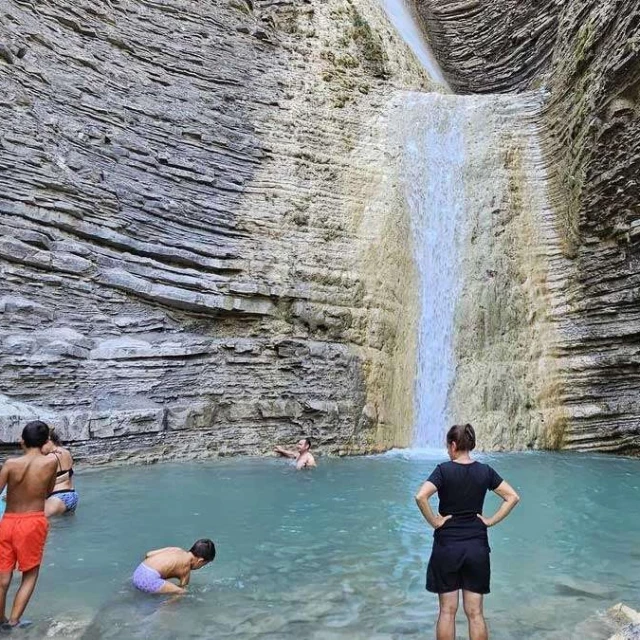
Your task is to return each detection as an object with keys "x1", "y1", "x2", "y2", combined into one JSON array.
[
  {"x1": 554, "y1": 575, "x2": 617, "y2": 599},
  {"x1": 45, "y1": 616, "x2": 91, "y2": 638}
]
